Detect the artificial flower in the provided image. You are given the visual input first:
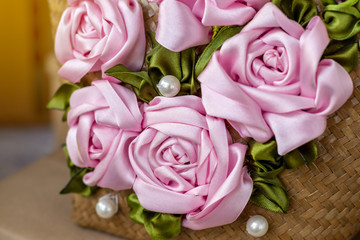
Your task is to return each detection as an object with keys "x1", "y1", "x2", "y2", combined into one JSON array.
[
  {"x1": 199, "y1": 3, "x2": 353, "y2": 155},
  {"x1": 322, "y1": 0, "x2": 360, "y2": 40},
  {"x1": 66, "y1": 80, "x2": 143, "y2": 190},
  {"x1": 152, "y1": 0, "x2": 269, "y2": 51},
  {"x1": 55, "y1": 0, "x2": 146, "y2": 82},
  {"x1": 129, "y1": 95, "x2": 253, "y2": 230}
]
